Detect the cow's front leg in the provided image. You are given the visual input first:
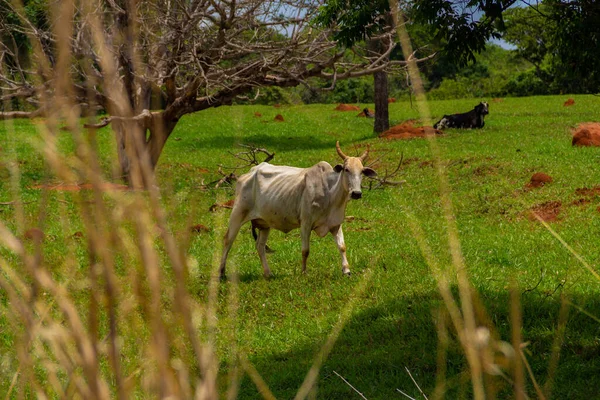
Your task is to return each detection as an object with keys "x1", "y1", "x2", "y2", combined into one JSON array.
[
  {"x1": 219, "y1": 208, "x2": 247, "y2": 280},
  {"x1": 300, "y1": 223, "x2": 312, "y2": 273},
  {"x1": 256, "y1": 227, "x2": 272, "y2": 278},
  {"x1": 330, "y1": 225, "x2": 350, "y2": 275}
]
